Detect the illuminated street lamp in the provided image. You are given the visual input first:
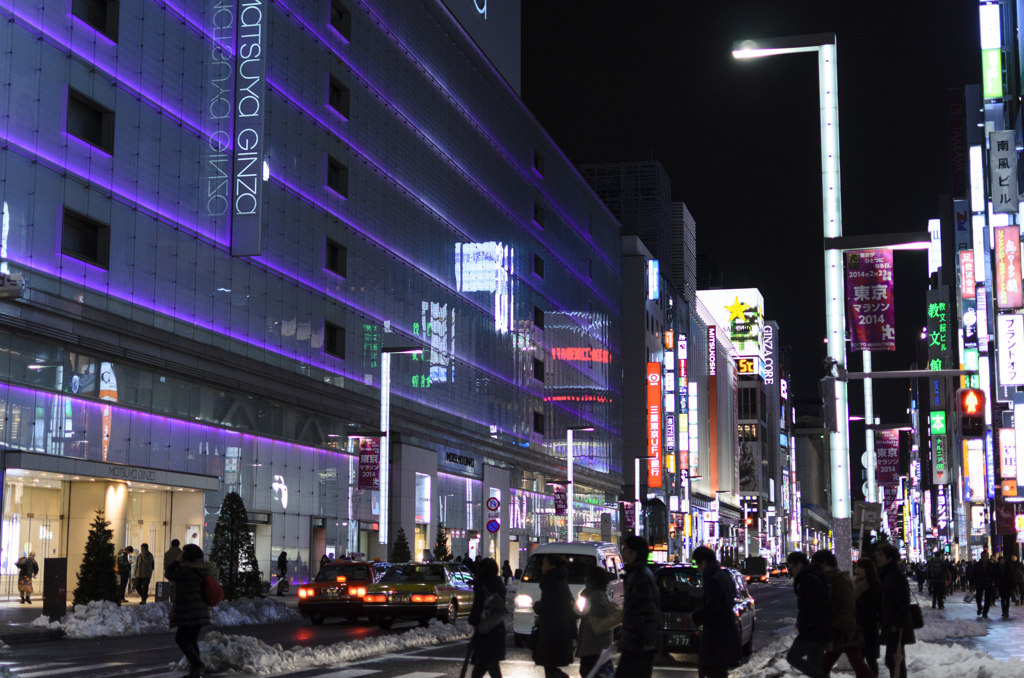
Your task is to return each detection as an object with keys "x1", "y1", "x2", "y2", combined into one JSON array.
[
  {"x1": 378, "y1": 346, "x2": 423, "y2": 553},
  {"x1": 566, "y1": 426, "x2": 595, "y2": 542},
  {"x1": 733, "y1": 33, "x2": 854, "y2": 567}
]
